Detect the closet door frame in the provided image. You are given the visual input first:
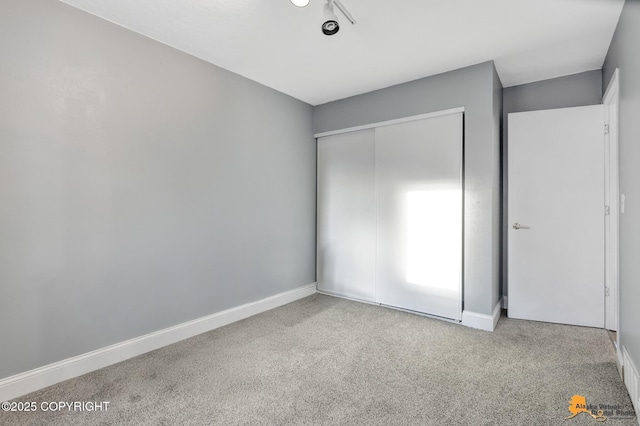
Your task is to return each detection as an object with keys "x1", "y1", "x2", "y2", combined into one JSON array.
[
  {"x1": 314, "y1": 107, "x2": 465, "y2": 139},
  {"x1": 315, "y1": 107, "x2": 465, "y2": 320}
]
